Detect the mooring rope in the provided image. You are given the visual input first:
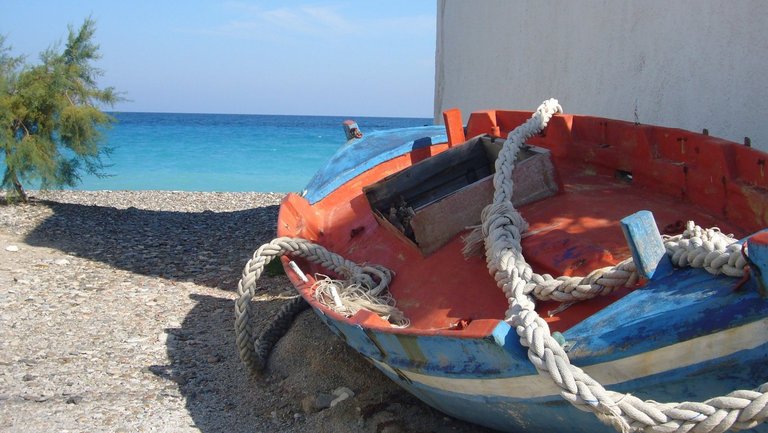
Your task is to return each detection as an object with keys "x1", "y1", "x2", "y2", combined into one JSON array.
[{"x1": 234, "y1": 237, "x2": 396, "y2": 375}]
